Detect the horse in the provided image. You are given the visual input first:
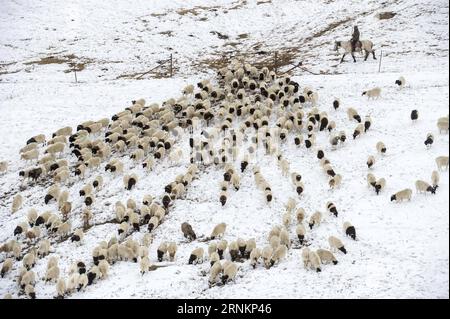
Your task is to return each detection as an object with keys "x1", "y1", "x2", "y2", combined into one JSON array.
[{"x1": 334, "y1": 40, "x2": 376, "y2": 63}]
